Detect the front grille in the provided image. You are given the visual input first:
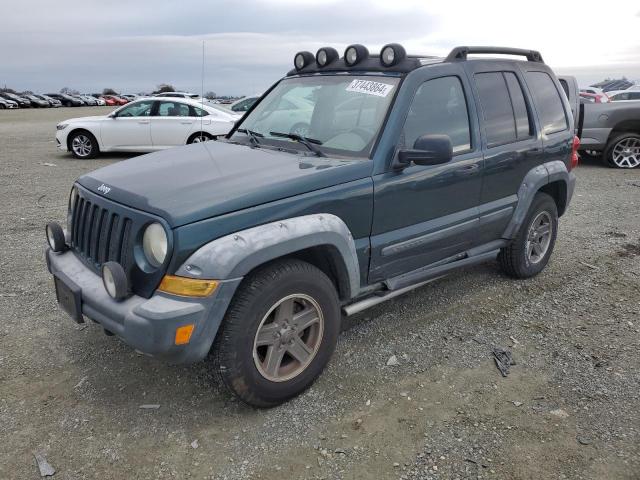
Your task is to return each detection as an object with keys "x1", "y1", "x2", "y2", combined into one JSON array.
[{"x1": 70, "y1": 195, "x2": 134, "y2": 272}]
